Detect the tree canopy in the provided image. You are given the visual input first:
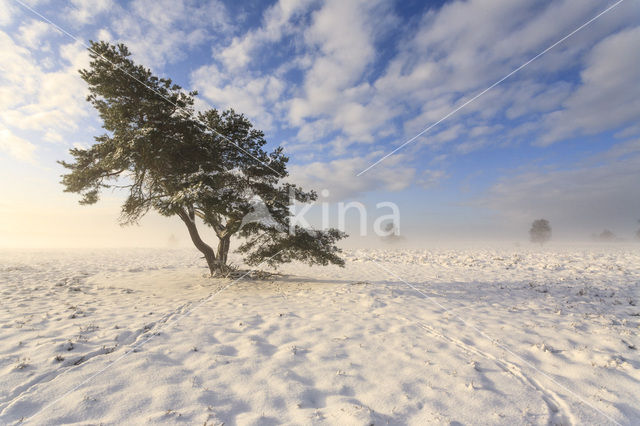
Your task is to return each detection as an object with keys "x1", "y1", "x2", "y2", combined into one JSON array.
[
  {"x1": 529, "y1": 219, "x2": 551, "y2": 246},
  {"x1": 60, "y1": 41, "x2": 346, "y2": 275}
]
